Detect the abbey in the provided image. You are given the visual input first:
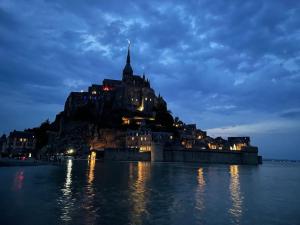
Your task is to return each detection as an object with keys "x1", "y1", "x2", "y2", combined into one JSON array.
[{"x1": 65, "y1": 45, "x2": 166, "y2": 119}]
